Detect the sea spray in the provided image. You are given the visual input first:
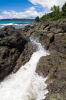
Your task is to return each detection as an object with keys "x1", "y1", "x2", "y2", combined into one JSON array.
[{"x1": 0, "y1": 39, "x2": 49, "y2": 100}]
